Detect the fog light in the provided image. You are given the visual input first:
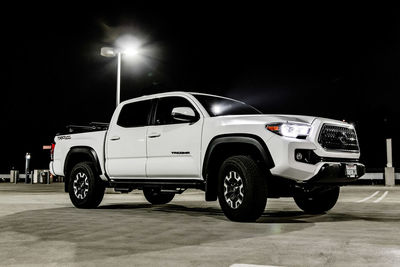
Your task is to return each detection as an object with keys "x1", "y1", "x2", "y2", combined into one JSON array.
[{"x1": 294, "y1": 149, "x2": 321, "y2": 164}]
